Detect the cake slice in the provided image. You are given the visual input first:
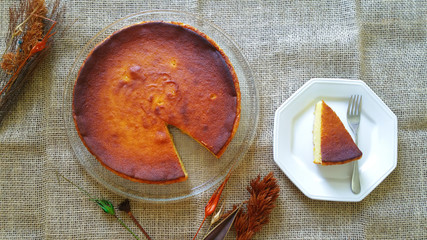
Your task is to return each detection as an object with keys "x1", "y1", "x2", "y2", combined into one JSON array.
[{"x1": 313, "y1": 100, "x2": 362, "y2": 165}]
